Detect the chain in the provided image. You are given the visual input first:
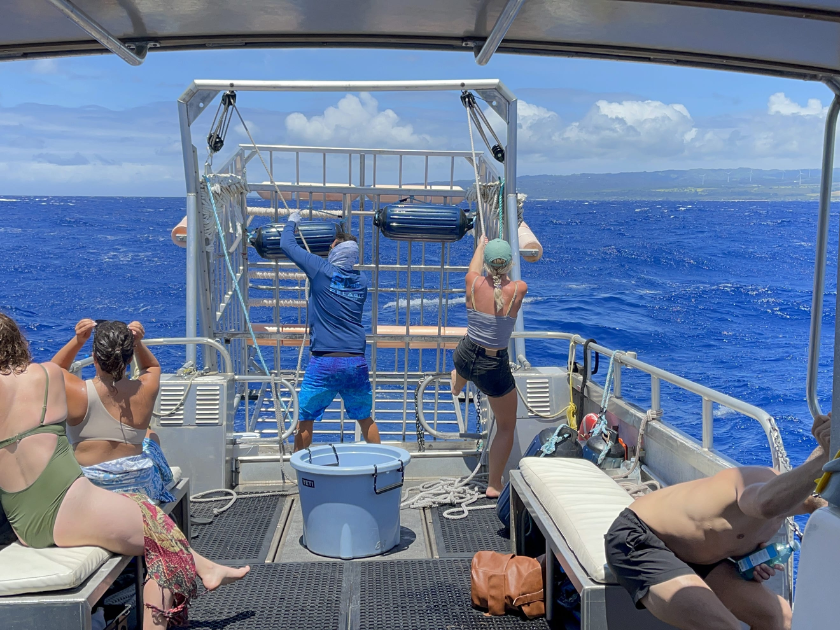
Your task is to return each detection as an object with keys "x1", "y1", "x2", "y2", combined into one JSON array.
[{"x1": 414, "y1": 376, "x2": 426, "y2": 452}]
